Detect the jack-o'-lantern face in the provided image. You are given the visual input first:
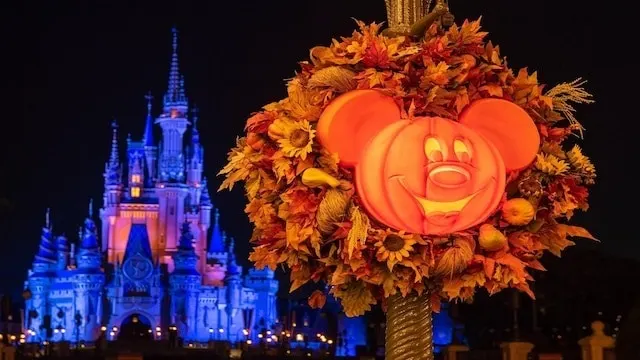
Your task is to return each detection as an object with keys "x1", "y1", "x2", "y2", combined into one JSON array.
[{"x1": 316, "y1": 90, "x2": 540, "y2": 235}]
